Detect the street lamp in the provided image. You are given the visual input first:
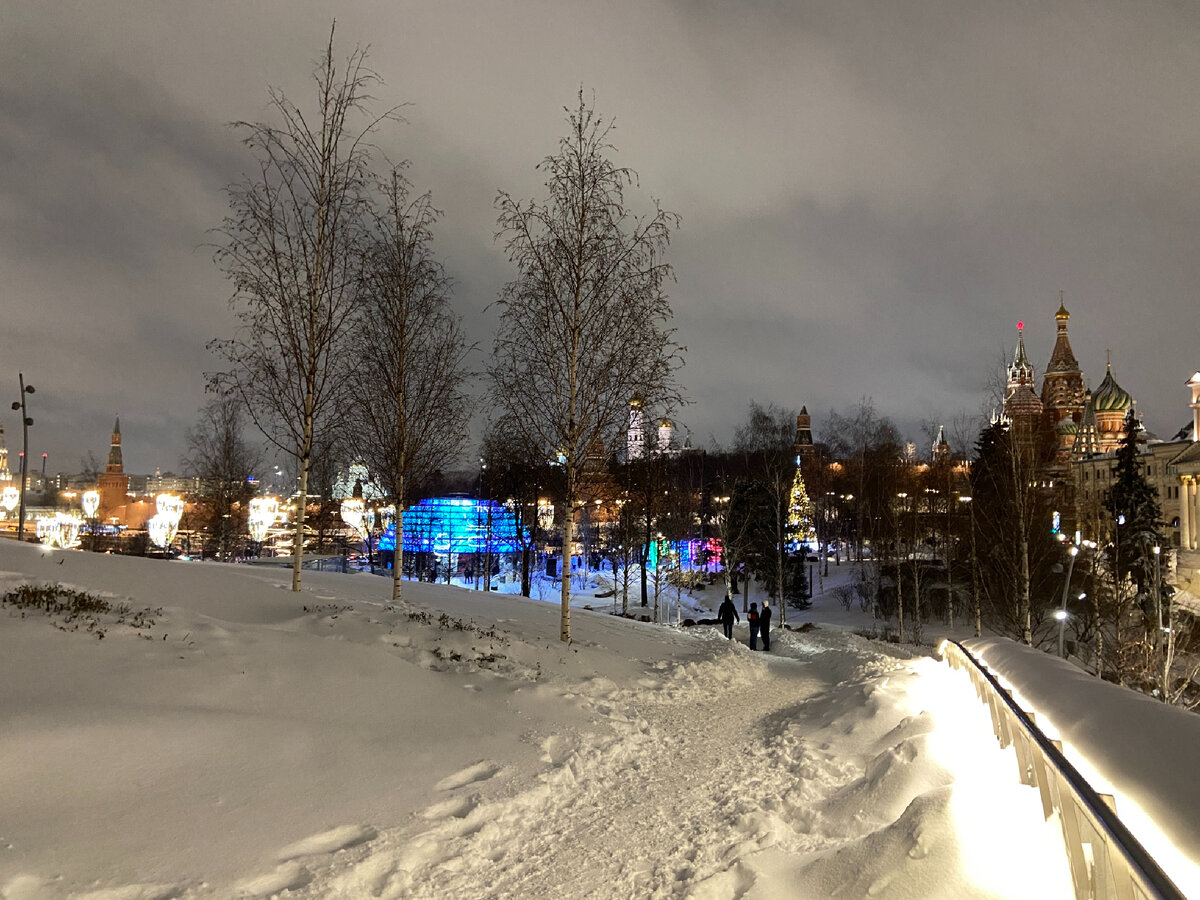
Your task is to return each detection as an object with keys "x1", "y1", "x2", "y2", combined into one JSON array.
[
  {"x1": 1058, "y1": 542, "x2": 1080, "y2": 658},
  {"x1": 10, "y1": 373, "x2": 34, "y2": 541}
]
